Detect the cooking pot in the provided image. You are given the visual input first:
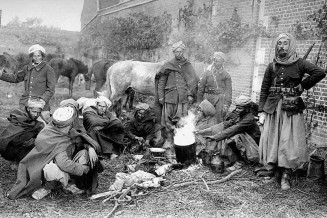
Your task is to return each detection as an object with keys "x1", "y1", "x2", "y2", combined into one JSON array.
[{"x1": 174, "y1": 142, "x2": 196, "y2": 166}]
